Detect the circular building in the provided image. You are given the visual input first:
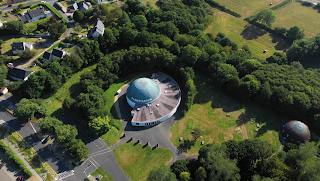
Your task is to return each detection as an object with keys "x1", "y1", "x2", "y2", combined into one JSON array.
[
  {"x1": 126, "y1": 73, "x2": 181, "y2": 126},
  {"x1": 280, "y1": 120, "x2": 311, "y2": 144}
]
